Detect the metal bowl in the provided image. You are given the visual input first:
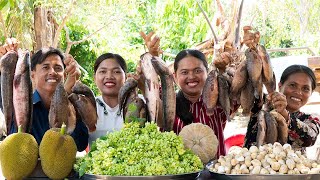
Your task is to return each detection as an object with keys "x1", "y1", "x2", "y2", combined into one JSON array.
[
  {"x1": 206, "y1": 160, "x2": 320, "y2": 180},
  {"x1": 81, "y1": 172, "x2": 199, "y2": 180}
]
